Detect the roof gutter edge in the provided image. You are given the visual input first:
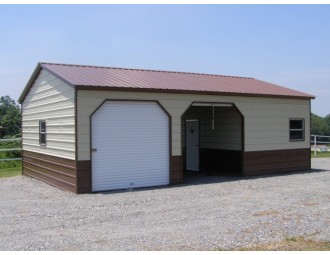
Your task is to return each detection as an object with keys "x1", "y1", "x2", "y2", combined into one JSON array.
[{"x1": 75, "y1": 86, "x2": 315, "y2": 100}]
